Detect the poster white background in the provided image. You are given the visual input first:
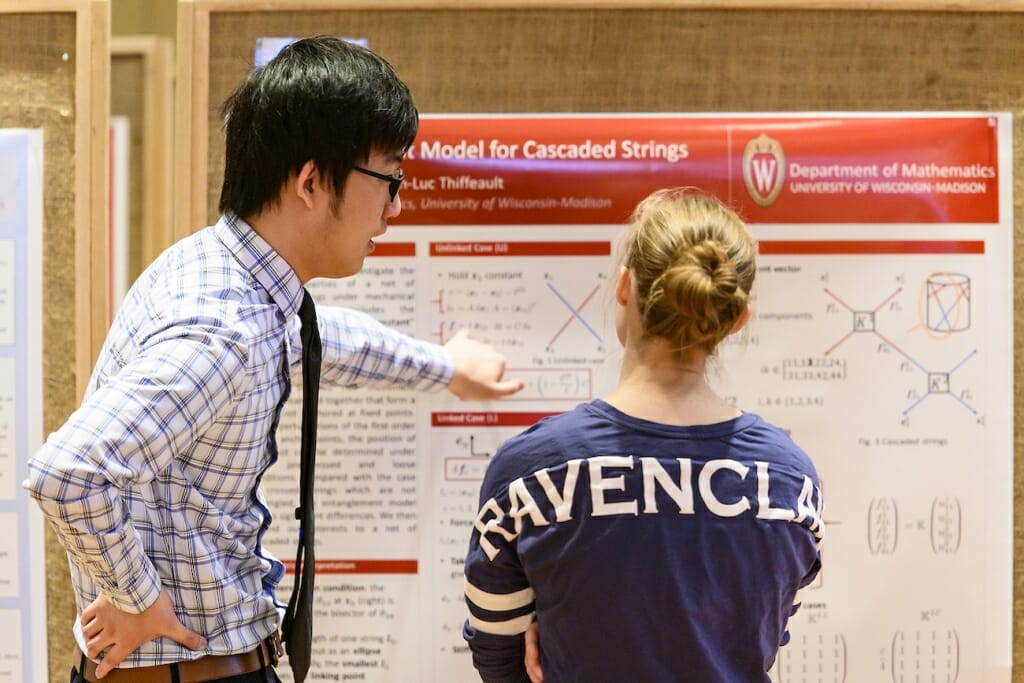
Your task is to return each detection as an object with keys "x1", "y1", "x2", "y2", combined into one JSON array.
[
  {"x1": 1, "y1": 129, "x2": 46, "y2": 683},
  {"x1": 259, "y1": 113, "x2": 1012, "y2": 683}
]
